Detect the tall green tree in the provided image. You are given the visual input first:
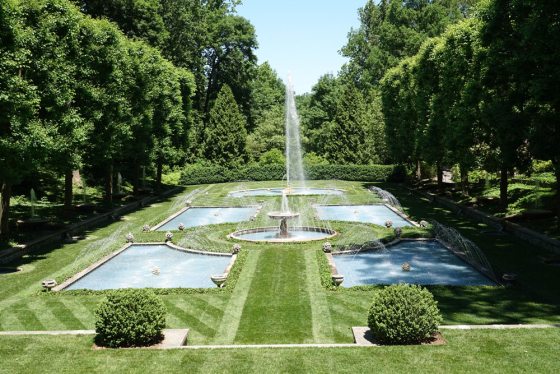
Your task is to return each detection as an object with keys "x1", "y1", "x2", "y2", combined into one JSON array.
[
  {"x1": 414, "y1": 38, "x2": 447, "y2": 188},
  {"x1": 323, "y1": 85, "x2": 371, "y2": 164},
  {"x1": 300, "y1": 74, "x2": 341, "y2": 156},
  {"x1": 25, "y1": 0, "x2": 92, "y2": 210},
  {"x1": 203, "y1": 85, "x2": 247, "y2": 164},
  {"x1": 437, "y1": 19, "x2": 486, "y2": 193},
  {"x1": 72, "y1": 0, "x2": 168, "y2": 47},
  {"x1": 479, "y1": 0, "x2": 530, "y2": 208},
  {"x1": 0, "y1": 0, "x2": 46, "y2": 236},
  {"x1": 76, "y1": 17, "x2": 133, "y2": 203},
  {"x1": 380, "y1": 57, "x2": 422, "y2": 175},
  {"x1": 341, "y1": 0, "x2": 475, "y2": 91},
  {"x1": 489, "y1": 0, "x2": 560, "y2": 216}
]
